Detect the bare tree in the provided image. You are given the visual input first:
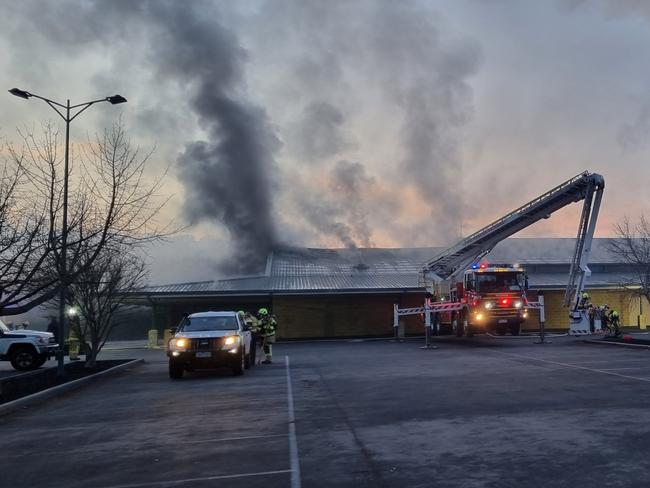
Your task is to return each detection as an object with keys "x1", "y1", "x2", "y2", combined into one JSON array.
[
  {"x1": 0, "y1": 119, "x2": 170, "y2": 315},
  {"x1": 608, "y1": 216, "x2": 650, "y2": 302},
  {"x1": 67, "y1": 244, "x2": 147, "y2": 368}
]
